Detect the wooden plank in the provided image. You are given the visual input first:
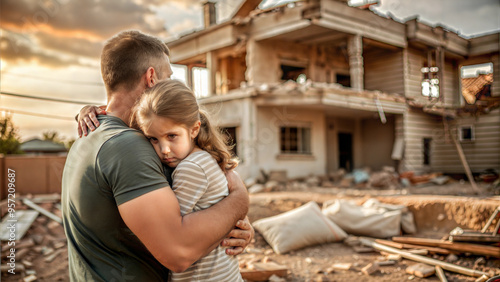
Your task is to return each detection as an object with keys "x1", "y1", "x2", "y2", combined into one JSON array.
[
  {"x1": 360, "y1": 238, "x2": 488, "y2": 277},
  {"x1": 375, "y1": 239, "x2": 451, "y2": 255},
  {"x1": 391, "y1": 237, "x2": 500, "y2": 257},
  {"x1": 435, "y1": 266, "x2": 448, "y2": 282},
  {"x1": 0, "y1": 210, "x2": 39, "y2": 241},
  {"x1": 240, "y1": 262, "x2": 288, "y2": 281},
  {"x1": 22, "y1": 198, "x2": 62, "y2": 224}
]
